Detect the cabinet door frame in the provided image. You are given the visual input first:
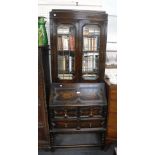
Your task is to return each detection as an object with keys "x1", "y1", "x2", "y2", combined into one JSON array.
[
  {"x1": 50, "y1": 16, "x2": 108, "y2": 83},
  {"x1": 51, "y1": 18, "x2": 79, "y2": 82},
  {"x1": 79, "y1": 20, "x2": 107, "y2": 82}
]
